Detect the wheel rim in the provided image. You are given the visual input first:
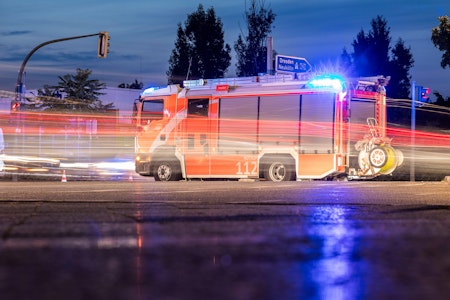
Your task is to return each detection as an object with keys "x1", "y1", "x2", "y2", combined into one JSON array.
[
  {"x1": 269, "y1": 162, "x2": 286, "y2": 182},
  {"x1": 369, "y1": 147, "x2": 387, "y2": 168},
  {"x1": 157, "y1": 164, "x2": 172, "y2": 181}
]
